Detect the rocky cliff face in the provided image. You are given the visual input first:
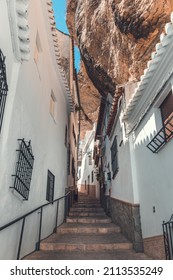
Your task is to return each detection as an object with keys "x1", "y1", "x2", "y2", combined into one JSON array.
[
  {"x1": 67, "y1": 0, "x2": 172, "y2": 135},
  {"x1": 78, "y1": 62, "x2": 100, "y2": 139}
]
